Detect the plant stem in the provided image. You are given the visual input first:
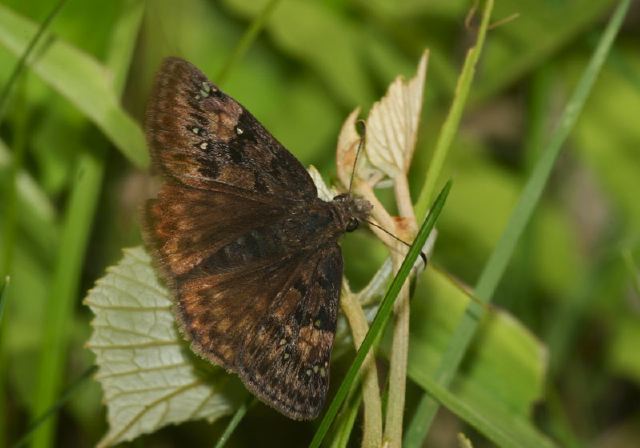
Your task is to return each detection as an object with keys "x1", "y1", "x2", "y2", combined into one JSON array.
[
  {"x1": 383, "y1": 280, "x2": 410, "y2": 448},
  {"x1": 340, "y1": 282, "x2": 382, "y2": 448},
  {"x1": 383, "y1": 173, "x2": 418, "y2": 447},
  {"x1": 414, "y1": 0, "x2": 494, "y2": 220}
]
